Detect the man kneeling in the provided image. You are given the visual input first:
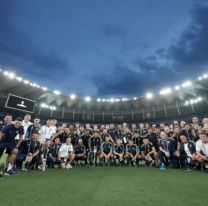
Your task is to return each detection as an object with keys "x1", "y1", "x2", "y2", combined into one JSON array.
[{"x1": 58, "y1": 137, "x2": 75, "y2": 169}]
